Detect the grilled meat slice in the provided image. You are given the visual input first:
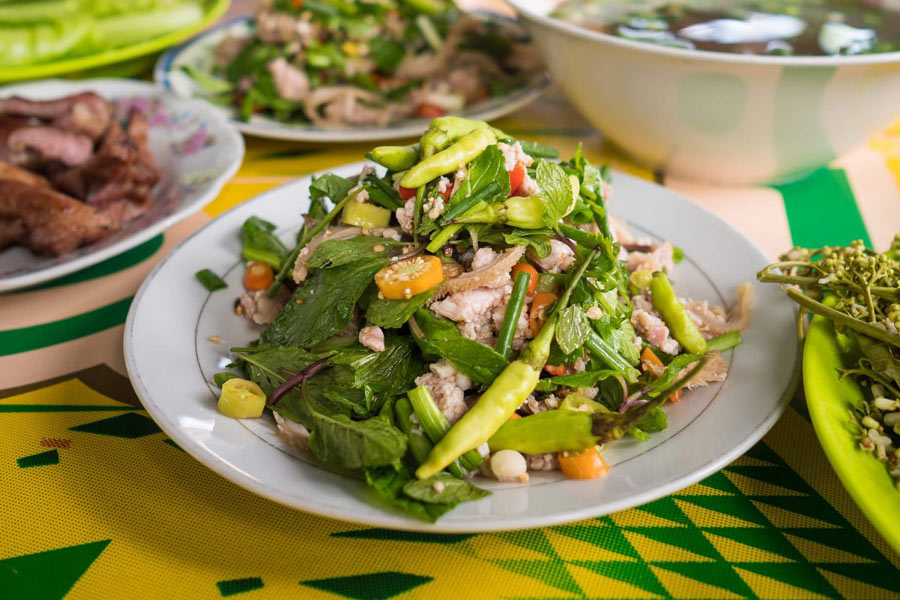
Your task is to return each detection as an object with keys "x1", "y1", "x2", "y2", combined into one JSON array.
[
  {"x1": 6, "y1": 126, "x2": 94, "y2": 167},
  {"x1": 0, "y1": 92, "x2": 114, "y2": 140},
  {"x1": 0, "y1": 159, "x2": 49, "y2": 188},
  {"x1": 0, "y1": 180, "x2": 117, "y2": 255}
]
